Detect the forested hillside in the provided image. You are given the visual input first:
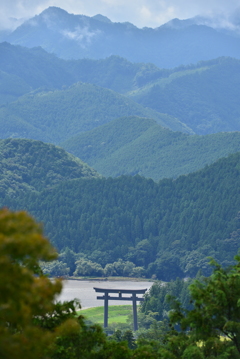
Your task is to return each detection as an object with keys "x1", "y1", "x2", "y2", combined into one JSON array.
[
  {"x1": 129, "y1": 57, "x2": 240, "y2": 135},
  {"x1": 1, "y1": 44, "x2": 240, "y2": 137},
  {"x1": 0, "y1": 82, "x2": 190, "y2": 143},
  {"x1": 0, "y1": 138, "x2": 99, "y2": 197},
  {"x1": 3, "y1": 152, "x2": 240, "y2": 280},
  {"x1": 0, "y1": 42, "x2": 165, "y2": 103},
  {"x1": 61, "y1": 116, "x2": 240, "y2": 180}
]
